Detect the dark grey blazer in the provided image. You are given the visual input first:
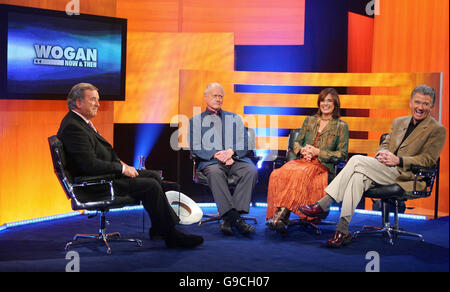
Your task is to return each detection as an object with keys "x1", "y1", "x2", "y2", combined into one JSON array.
[{"x1": 189, "y1": 109, "x2": 253, "y2": 171}]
